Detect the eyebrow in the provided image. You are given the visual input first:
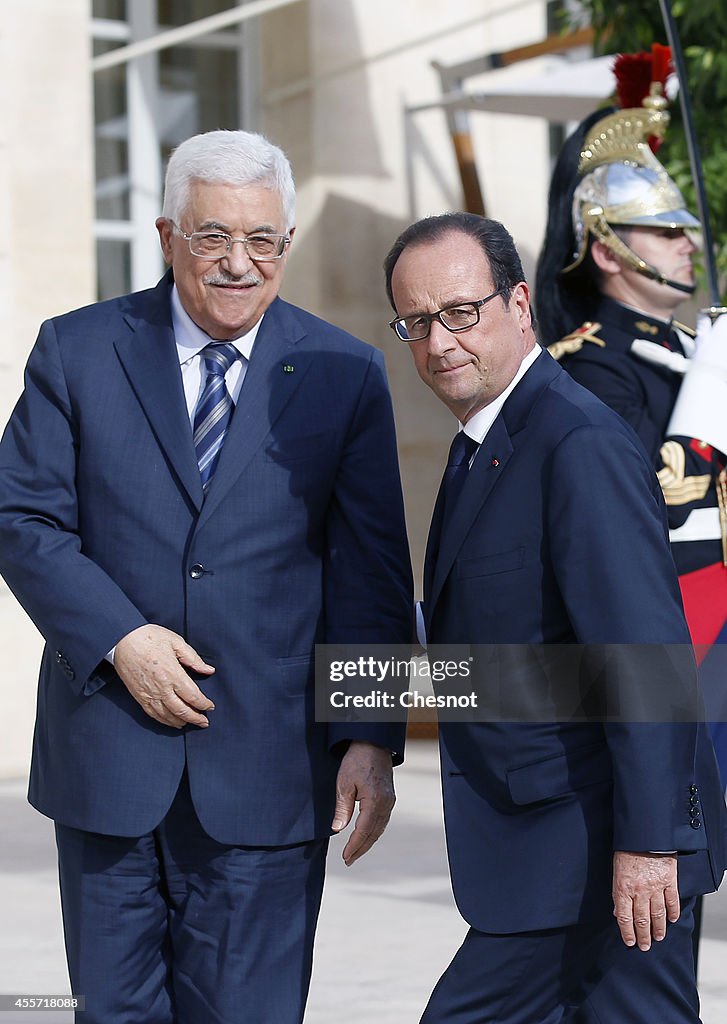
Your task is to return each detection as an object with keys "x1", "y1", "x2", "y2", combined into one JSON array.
[
  {"x1": 196, "y1": 220, "x2": 280, "y2": 234},
  {"x1": 401, "y1": 295, "x2": 480, "y2": 316}
]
